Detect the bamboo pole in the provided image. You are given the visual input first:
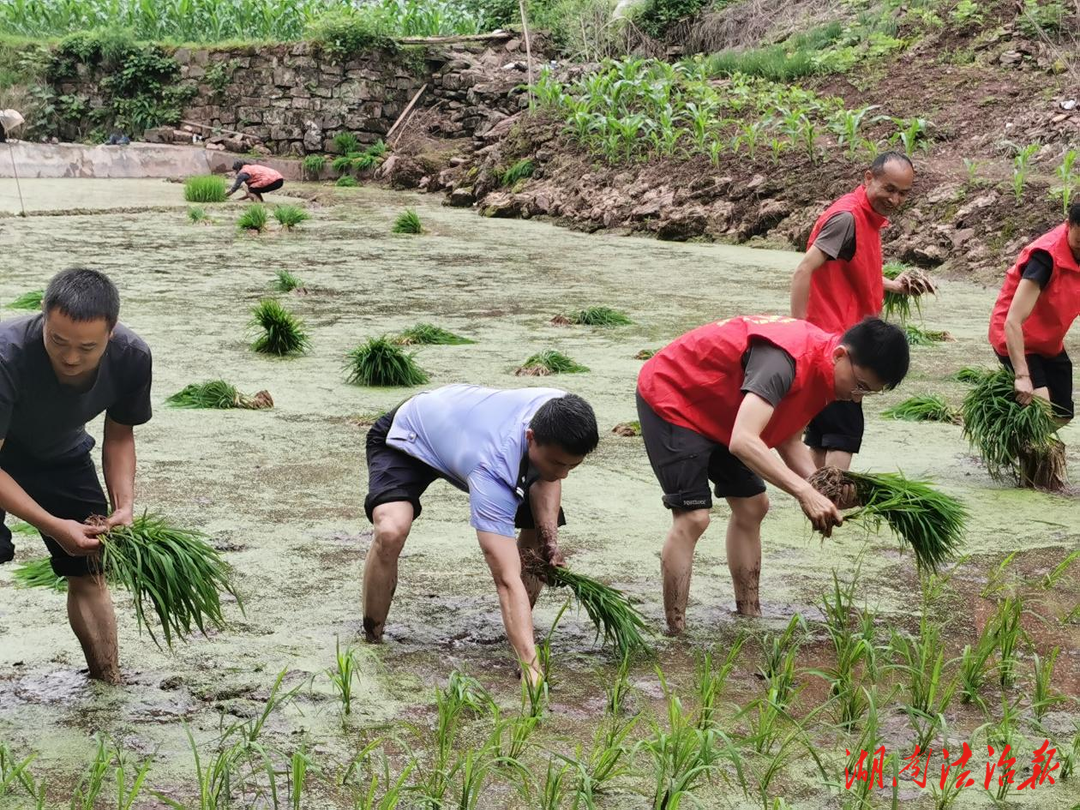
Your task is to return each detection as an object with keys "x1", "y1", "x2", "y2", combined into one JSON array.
[
  {"x1": 518, "y1": 1, "x2": 534, "y2": 106},
  {"x1": 386, "y1": 84, "x2": 428, "y2": 146}
]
